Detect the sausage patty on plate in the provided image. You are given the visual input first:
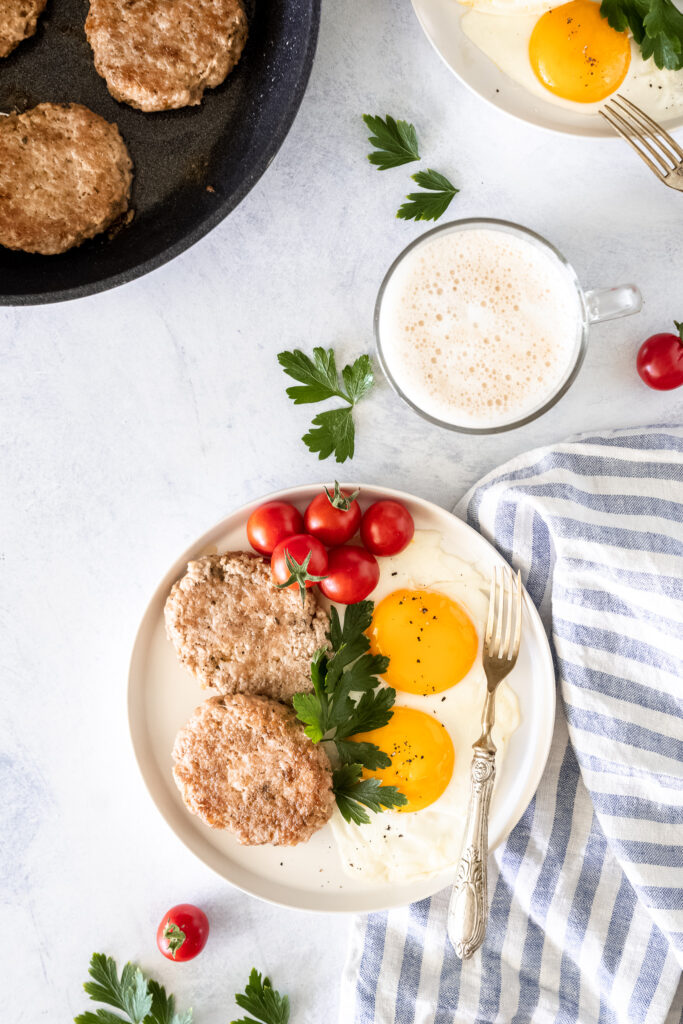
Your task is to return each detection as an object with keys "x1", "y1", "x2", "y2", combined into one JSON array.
[
  {"x1": 0, "y1": 0, "x2": 47, "y2": 58},
  {"x1": 165, "y1": 551, "x2": 329, "y2": 702},
  {"x1": 173, "y1": 694, "x2": 335, "y2": 845},
  {"x1": 85, "y1": 0, "x2": 249, "y2": 112},
  {"x1": 0, "y1": 103, "x2": 133, "y2": 255}
]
